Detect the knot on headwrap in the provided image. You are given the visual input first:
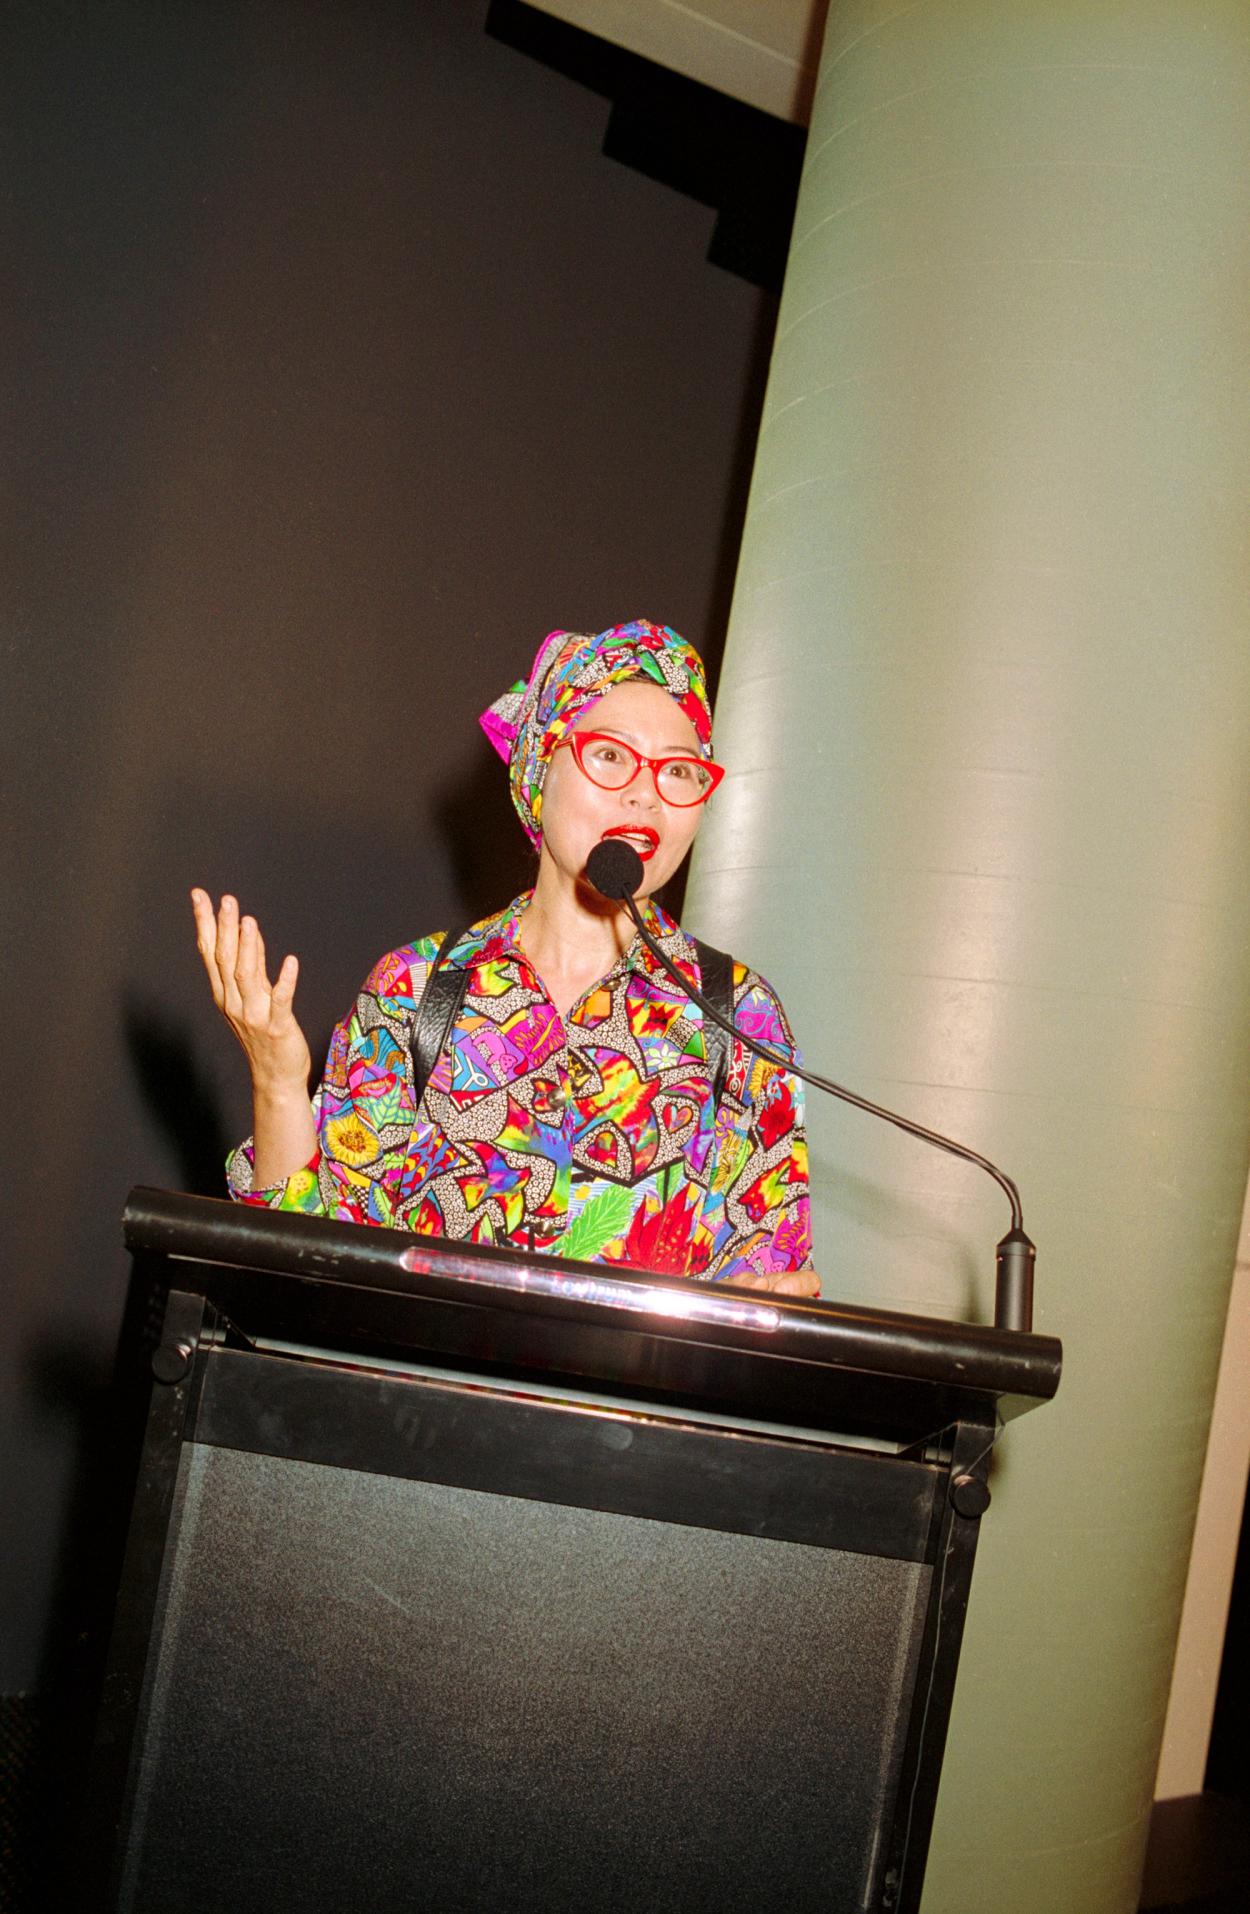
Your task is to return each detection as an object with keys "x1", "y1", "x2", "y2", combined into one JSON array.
[{"x1": 480, "y1": 619, "x2": 714, "y2": 844}]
